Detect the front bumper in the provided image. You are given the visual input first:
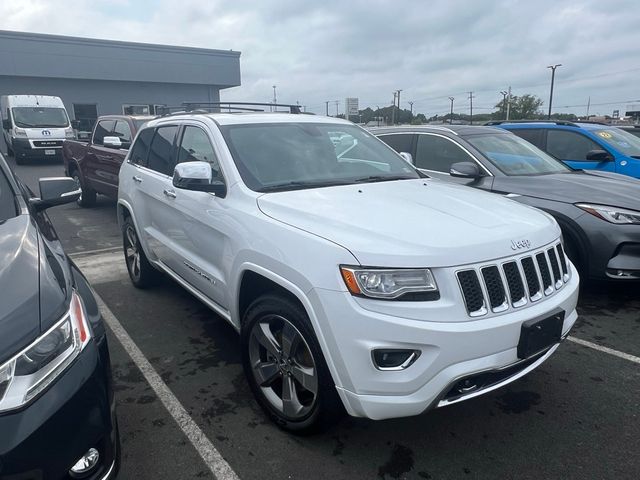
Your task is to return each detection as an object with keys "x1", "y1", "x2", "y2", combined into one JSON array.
[
  {"x1": 11, "y1": 138, "x2": 64, "y2": 160},
  {"x1": 309, "y1": 265, "x2": 580, "y2": 420},
  {"x1": 0, "y1": 336, "x2": 118, "y2": 480}
]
